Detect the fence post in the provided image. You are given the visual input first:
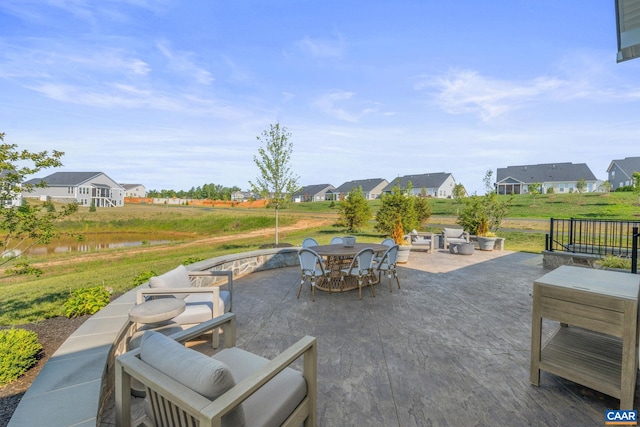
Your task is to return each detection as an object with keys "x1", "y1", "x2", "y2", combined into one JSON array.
[
  {"x1": 632, "y1": 226, "x2": 638, "y2": 274},
  {"x1": 548, "y1": 218, "x2": 554, "y2": 252},
  {"x1": 568, "y1": 218, "x2": 574, "y2": 249}
]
